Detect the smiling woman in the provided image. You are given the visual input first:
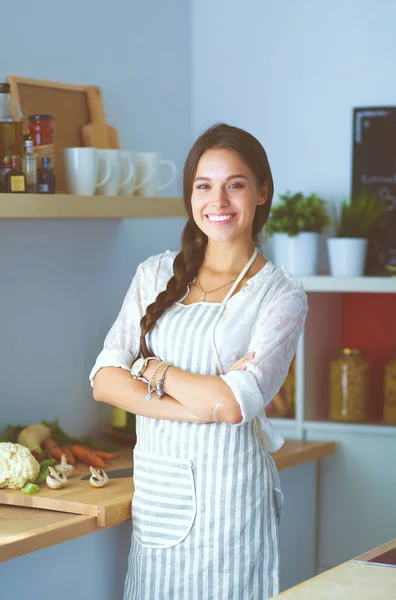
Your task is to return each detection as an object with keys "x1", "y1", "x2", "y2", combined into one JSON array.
[{"x1": 90, "y1": 123, "x2": 308, "y2": 600}]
